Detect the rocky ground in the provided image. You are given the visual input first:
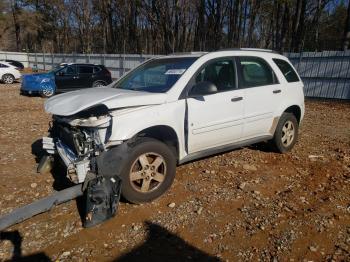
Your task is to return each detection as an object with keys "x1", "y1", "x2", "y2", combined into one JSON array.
[{"x1": 0, "y1": 83, "x2": 349, "y2": 262}]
